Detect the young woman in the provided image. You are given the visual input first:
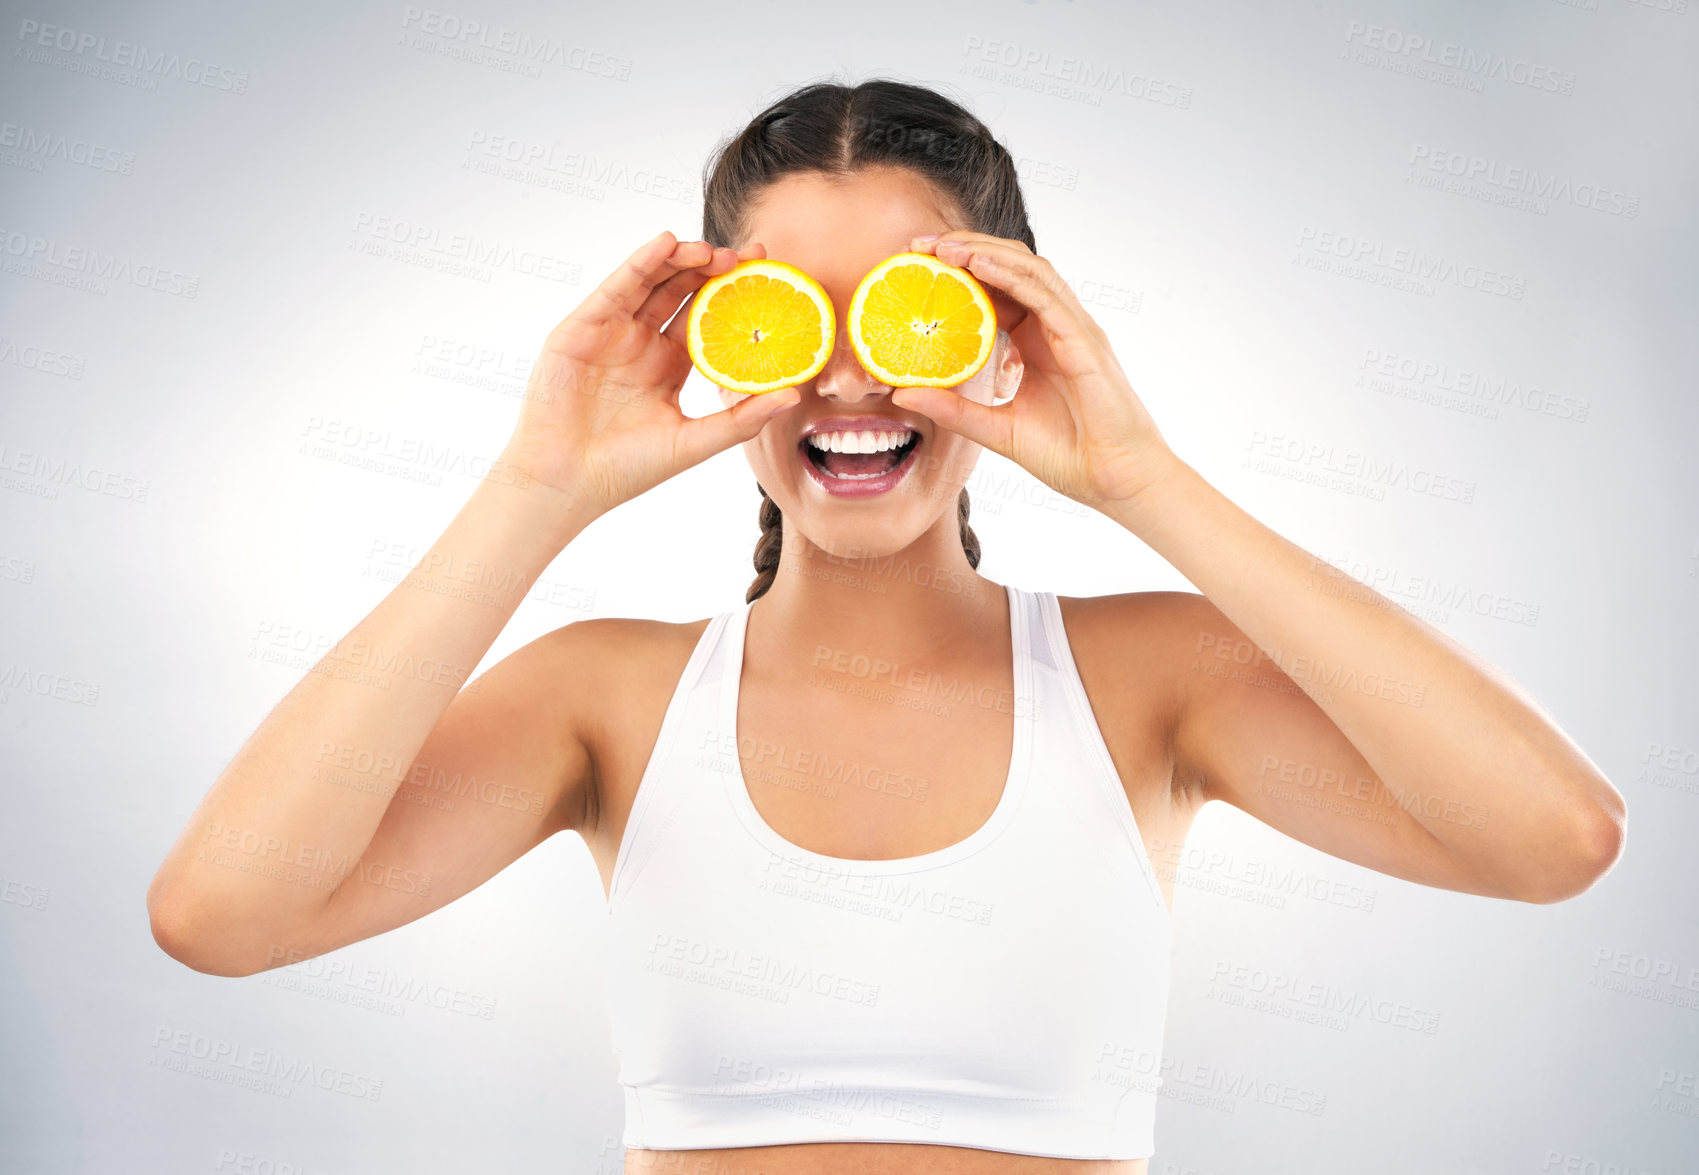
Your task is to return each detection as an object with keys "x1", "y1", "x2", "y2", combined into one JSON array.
[{"x1": 147, "y1": 80, "x2": 1627, "y2": 1174}]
